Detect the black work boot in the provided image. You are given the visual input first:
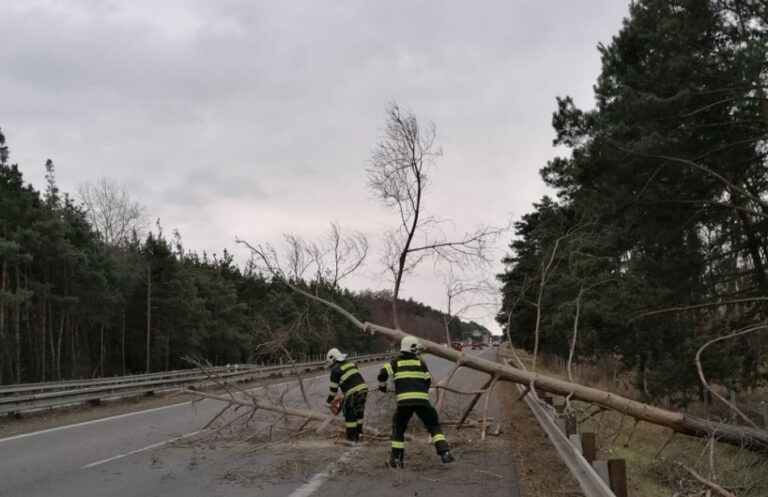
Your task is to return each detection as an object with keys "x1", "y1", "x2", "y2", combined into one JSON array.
[{"x1": 440, "y1": 451, "x2": 455, "y2": 464}]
